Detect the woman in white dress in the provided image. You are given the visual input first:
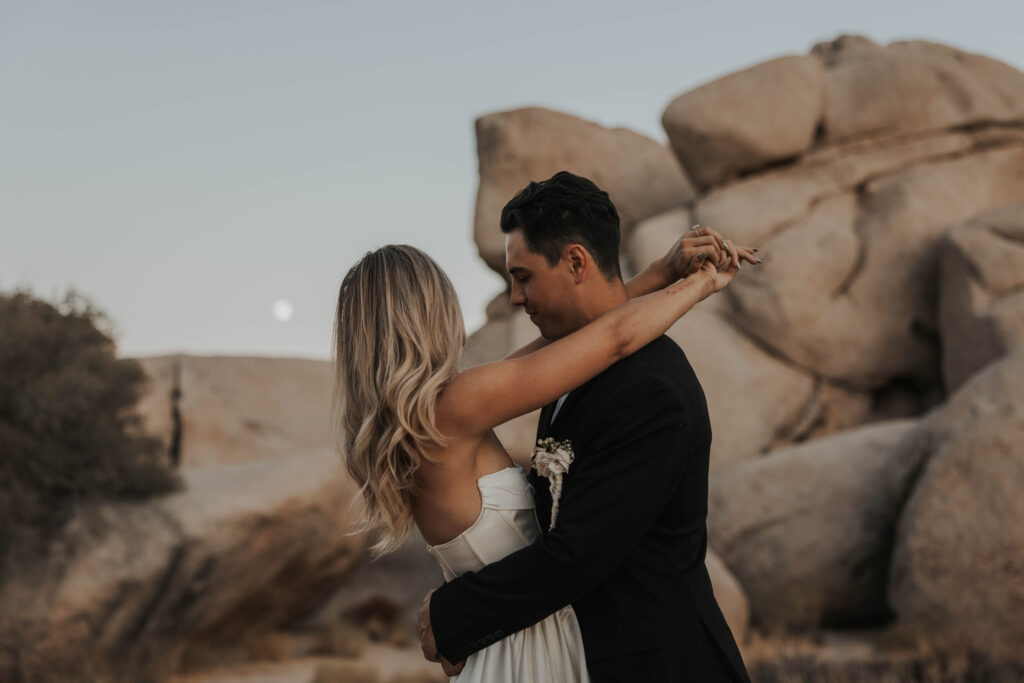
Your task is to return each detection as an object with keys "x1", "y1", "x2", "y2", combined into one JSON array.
[{"x1": 332, "y1": 232, "x2": 753, "y2": 681}]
